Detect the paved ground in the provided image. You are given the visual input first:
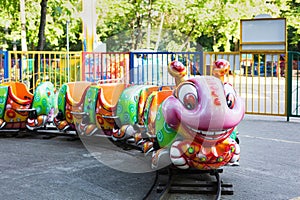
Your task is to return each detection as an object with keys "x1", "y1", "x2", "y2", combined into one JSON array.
[{"x1": 0, "y1": 115, "x2": 300, "y2": 200}]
